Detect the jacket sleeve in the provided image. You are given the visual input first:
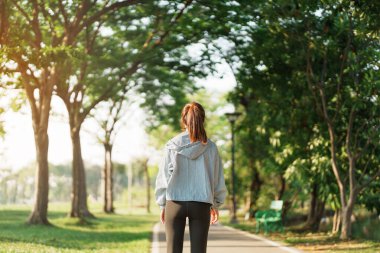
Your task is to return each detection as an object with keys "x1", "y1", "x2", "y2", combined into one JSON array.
[
  {"x1": 212, "y1": 147, "x2": 227, "y2": 210},
  {"x1": 155, "y1": 147, "x2": 171, "y2": 210}
]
